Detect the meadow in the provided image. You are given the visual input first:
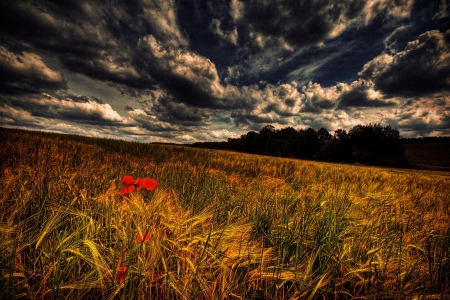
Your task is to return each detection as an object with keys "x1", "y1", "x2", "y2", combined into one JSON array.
[
  {"x1": 404, "y1": 143, "x2": 450, "y2": 172},
  {"x1": 1, "y1": 128, "x2": 449, "y2": 299}
]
